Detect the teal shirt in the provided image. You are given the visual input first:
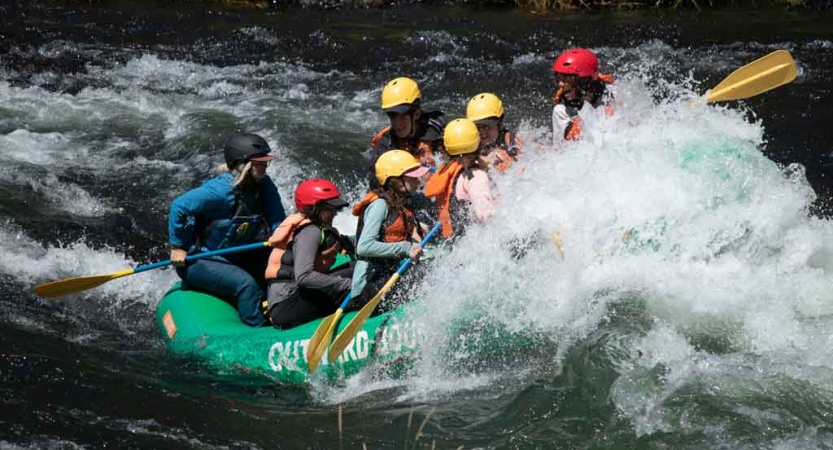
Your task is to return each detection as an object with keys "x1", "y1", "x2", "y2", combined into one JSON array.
[{"x1": 351, "y1": 199, "x2": 412, "y2": 297}]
